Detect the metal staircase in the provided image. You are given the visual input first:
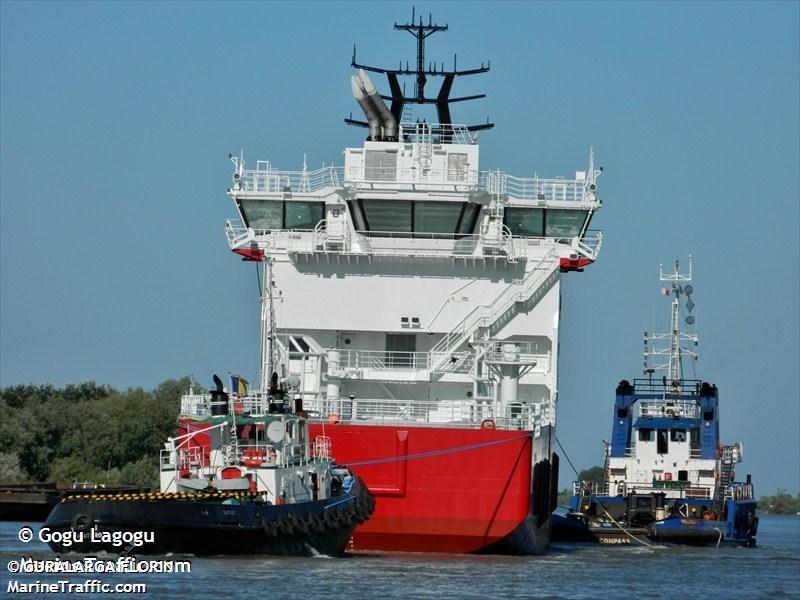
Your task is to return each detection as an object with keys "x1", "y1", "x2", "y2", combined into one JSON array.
[
  {"x1": 712, "y1": 444, "x2": 738, "y2": 514},
  {"x1": 429, "y1": 246, "x2": 559, "y2": 373}
]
